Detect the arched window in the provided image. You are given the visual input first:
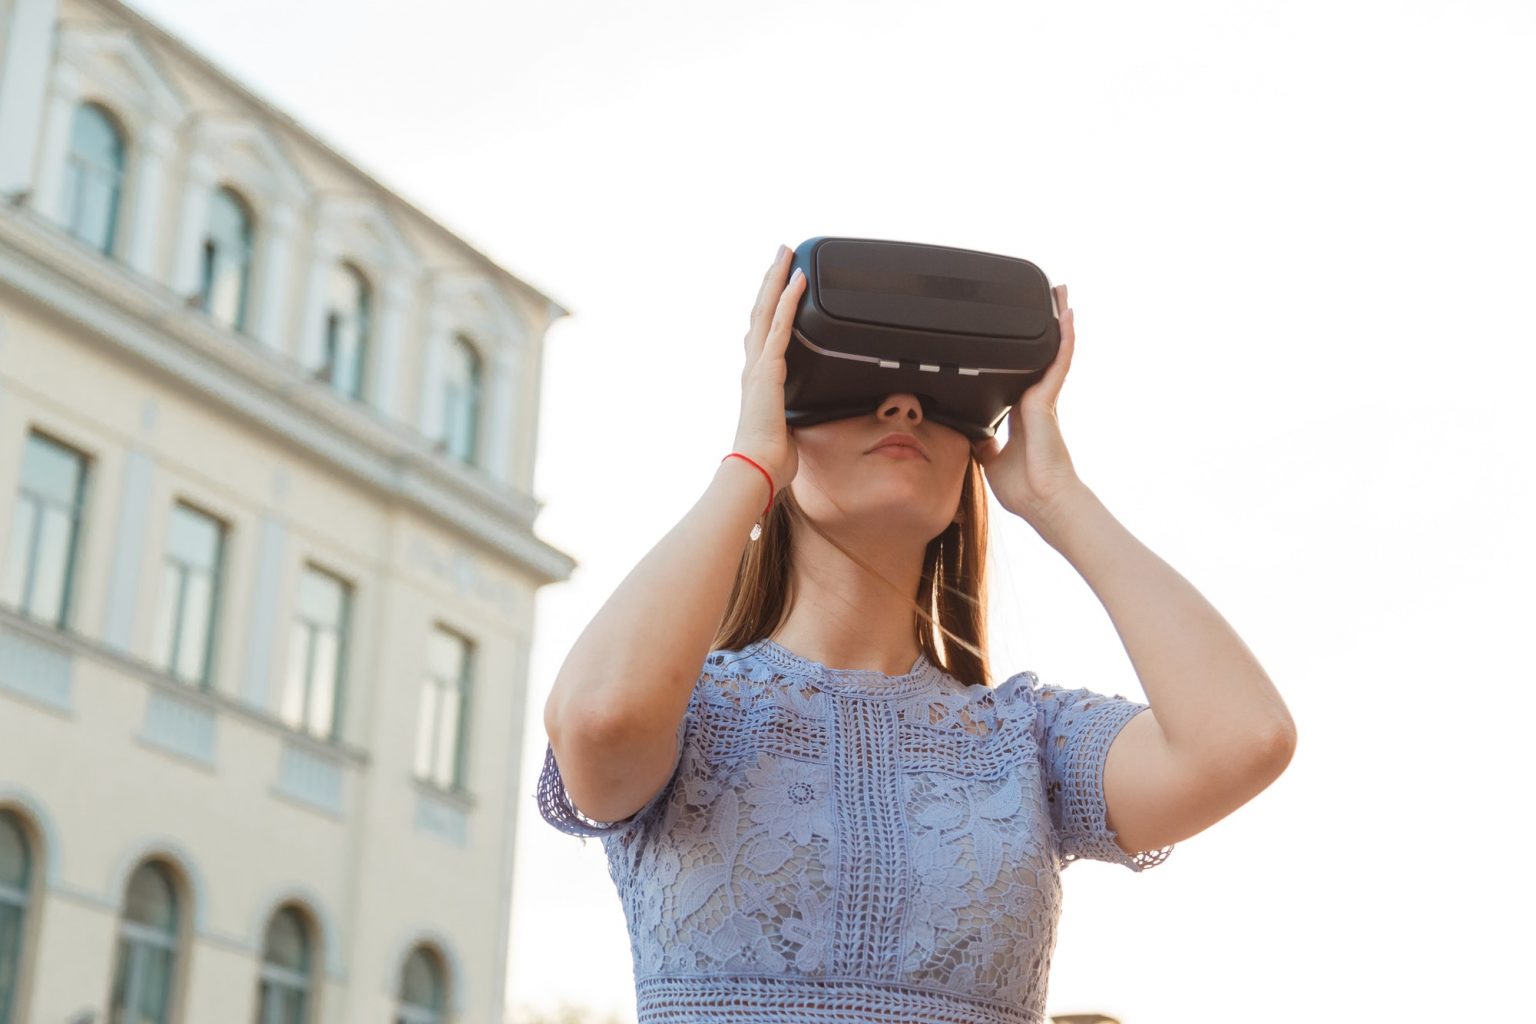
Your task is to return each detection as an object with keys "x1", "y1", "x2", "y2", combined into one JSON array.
[
  {"x1": 322, "y1": 262, "x2": 371, "y2": 400},
  {"x1": 257, "y1": 905, "x2": 314, "y2": 1024},
  {"x1": 108, "y1": 860, "x2": 181, "y2": 1024},
  {"x1": 200, "y1": 186, "x2": 255, "y2": 332},
  {"x1": 441, "y1": 335, "x2": 482, "y2": 465},
  {"x1": 395, "y1": 945, "x2": 448, "y2": 1024},
  {"x1": 61, "y1": 102, "x2": 126, "y2": 255},
  {"x1": 0, "y1": 812, "x2": 32, "y2": 1024}
]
